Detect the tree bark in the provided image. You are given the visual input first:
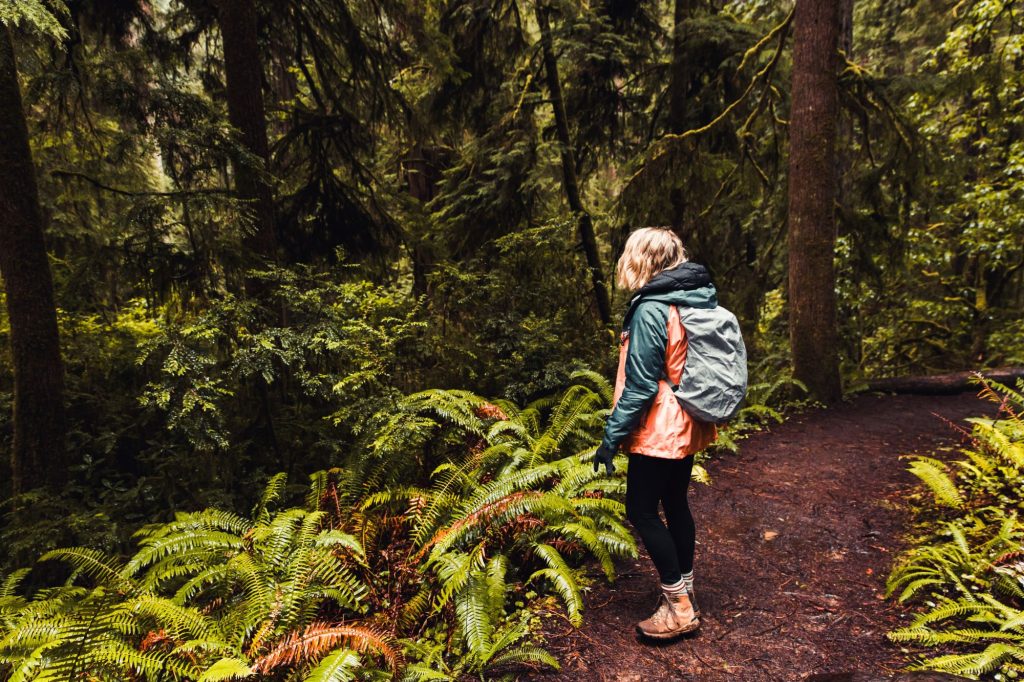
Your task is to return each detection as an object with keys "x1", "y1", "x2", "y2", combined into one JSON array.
[
  {"x1": 403, "y1": 143, "x2": 441, "y2": 298},
  {"x1": 668, "y1": 0, "x2": 696, "y2": 235},
  {"x1": 0, "y1": 26, "x2": 68, "y2": 494},
  {"x1": 535, "y1": 2, "x2": 613, "y2": 327},
  {"x1": 835, "y1": 0, "x2": 854, "y2": 219},
  {"x1": 217, "y1": 0, "x2": 277, "y2": 258},
  {"x1": 787, "y1": 0, "x2": 843, "y2": 403}
]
